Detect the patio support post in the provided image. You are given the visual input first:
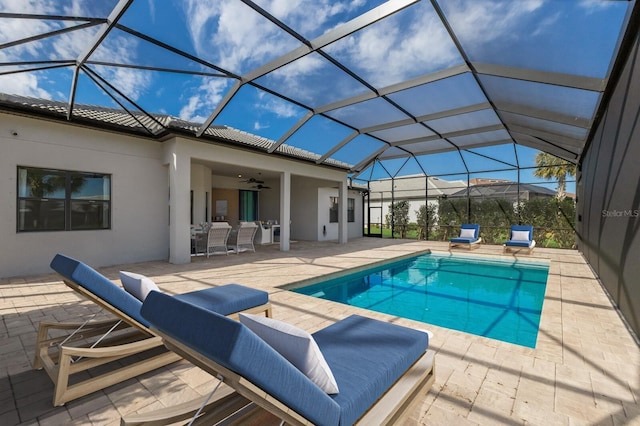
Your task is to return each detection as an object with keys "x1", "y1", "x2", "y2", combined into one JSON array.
[
  {"x1": 467, "y1": 173, "x2": 471, "y2": 223},
  {"x1": 425, "y1": 176, "x2": 429, "y2": 241},
  {"x1": 165, "y1": 140, "x2": 191, "y2": 264},
  {"x1": 338, "y1": 178, "x2": 348, "y2": 244},
  {"x1": 279, "y1": 171, "x2": 291, "y2": 251}
]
